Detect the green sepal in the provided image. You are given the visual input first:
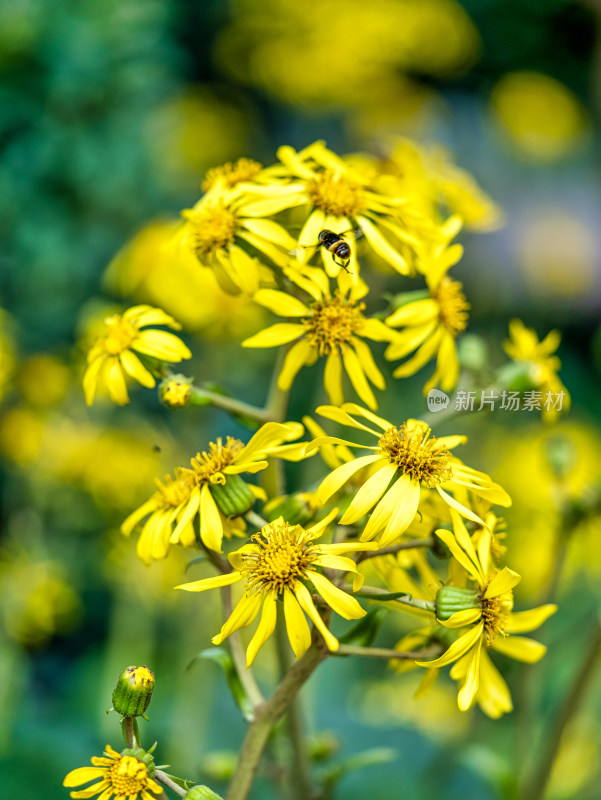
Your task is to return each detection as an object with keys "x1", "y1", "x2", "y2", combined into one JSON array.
[
  {"x1": 264, "y1": 493, "x2": 317, "y2": 526},
  {"x1": 185, "y1": 786, "x2": 225, "y2": 800},
  {"x1": 340, "y1": 608, "x2": 387, "y2": 647},
  {"x1": 209, "y1": 475, "x2": 255, "y2": 518},
  {"x1": 435, "y1": 585, "x2": 480, "y2": 620},
  {"x1": 120, "y1": 747, "x2": 156, "y2": 776},
  {"x1": 188, "y1": 647, "x2": 254, "y2": 722}
]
